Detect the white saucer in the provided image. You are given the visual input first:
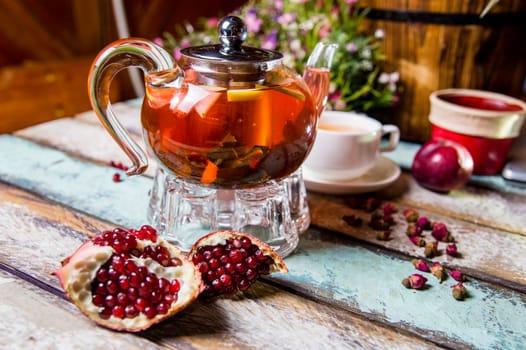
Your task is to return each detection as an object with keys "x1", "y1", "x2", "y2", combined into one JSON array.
[{"x1": 303, "y1": 156, "x2": 401, "y2": 195}]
